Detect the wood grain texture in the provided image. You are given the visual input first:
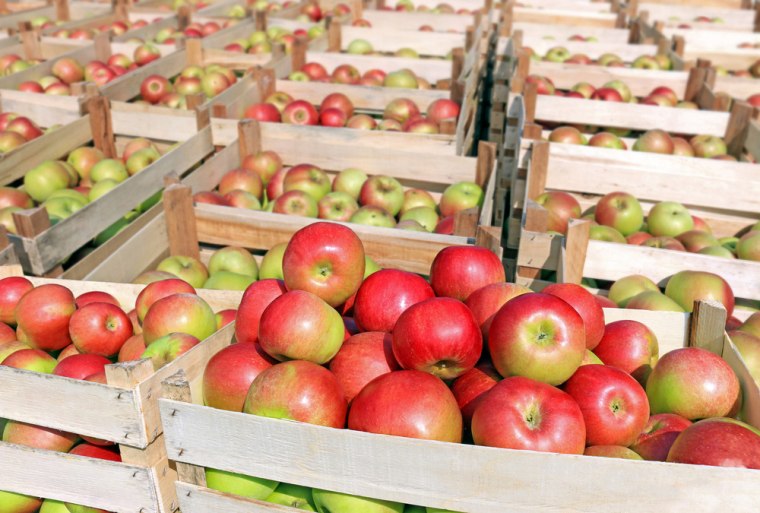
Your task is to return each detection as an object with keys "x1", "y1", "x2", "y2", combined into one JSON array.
[{"x1": 163, "y1": 184, "x2": 201, "y2": 260}]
